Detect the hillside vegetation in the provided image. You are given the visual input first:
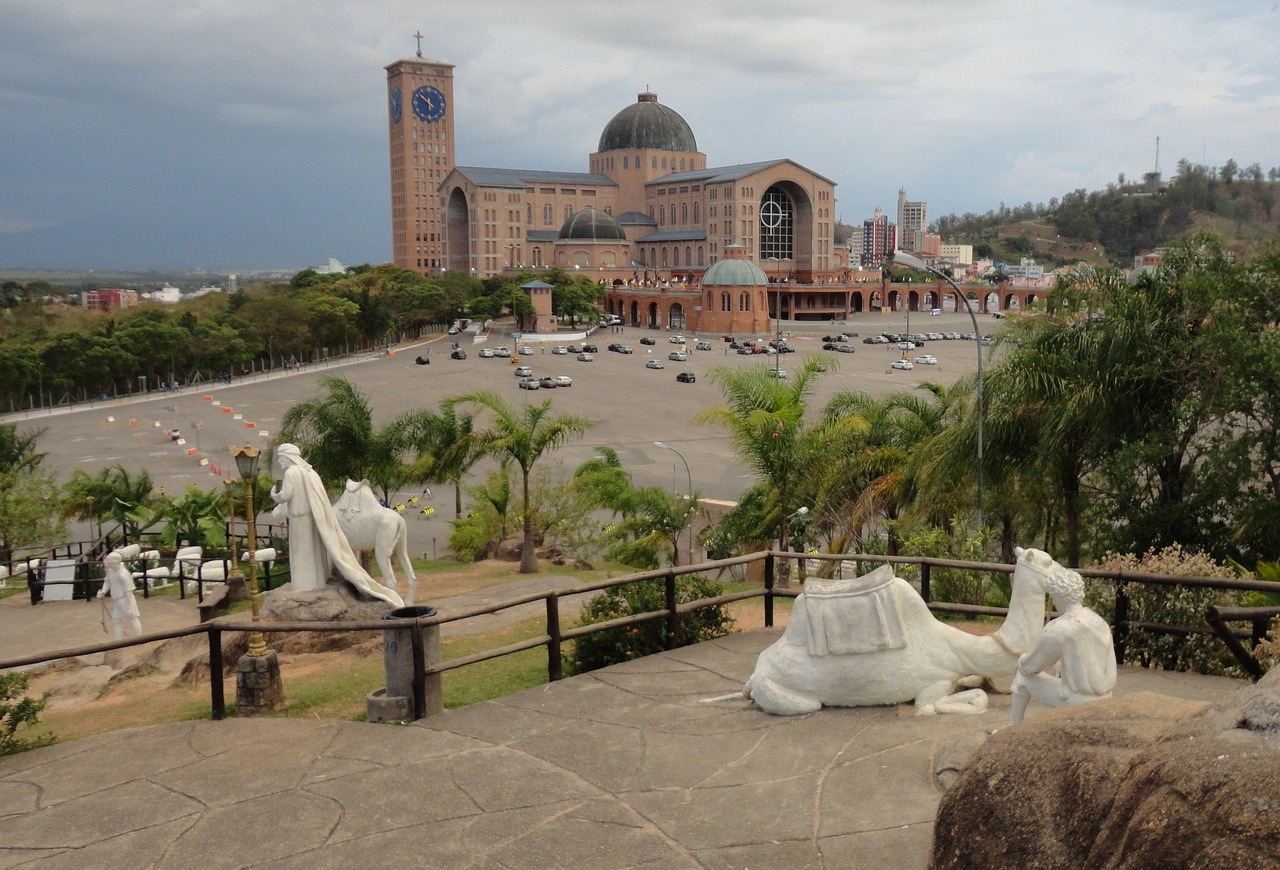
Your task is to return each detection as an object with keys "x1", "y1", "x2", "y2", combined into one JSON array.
[{"x1": 934, "y1": 159, "x2": 1280, "y2": 267}]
